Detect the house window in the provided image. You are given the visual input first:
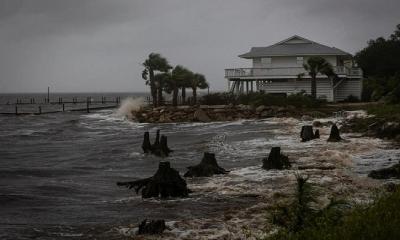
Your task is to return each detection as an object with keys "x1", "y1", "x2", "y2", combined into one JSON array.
[
  {"x1": 261, "y1": 57, "x2": 272, "y2": 66},
  {"x1": 296, "y1": 56, "x2": 304, "y2": 65}
]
